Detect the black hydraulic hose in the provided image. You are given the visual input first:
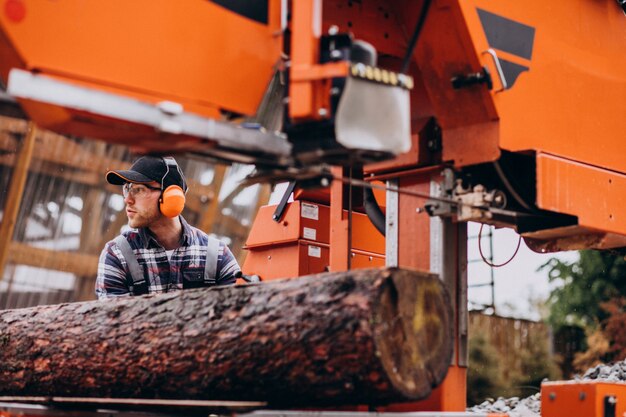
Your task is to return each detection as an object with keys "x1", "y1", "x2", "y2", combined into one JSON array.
[
  {"x1": 493, "y1": 160, "x2": 536, "y2": 212},
  {"x1": 363, "y1": 186, "x2": 386, "y2": 237},
  {"x1": 400, "y1": 0, "x2": 433, "y2": 74}
]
